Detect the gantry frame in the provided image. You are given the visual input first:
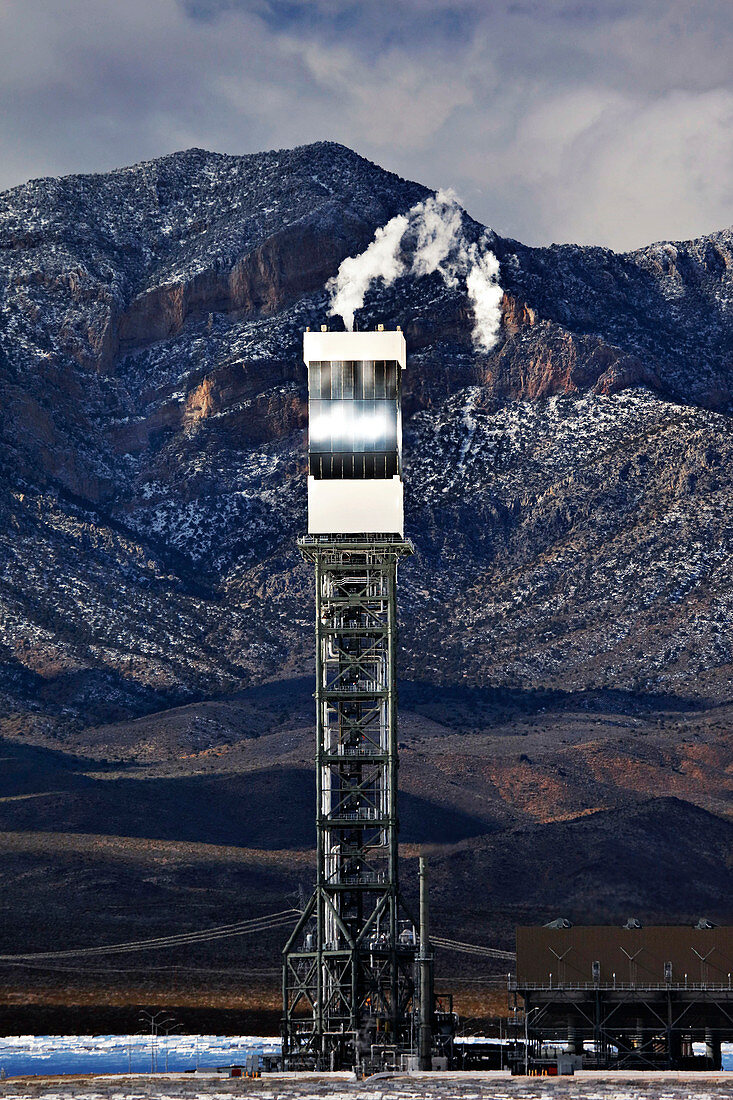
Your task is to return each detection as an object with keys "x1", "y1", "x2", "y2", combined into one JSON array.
[
  {"x1": 282, "y1": 535, "x2": 417, "y2": 1071},
  {"x1": 510, "y1": 981, "x2": 733, "y2": 1070}
]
